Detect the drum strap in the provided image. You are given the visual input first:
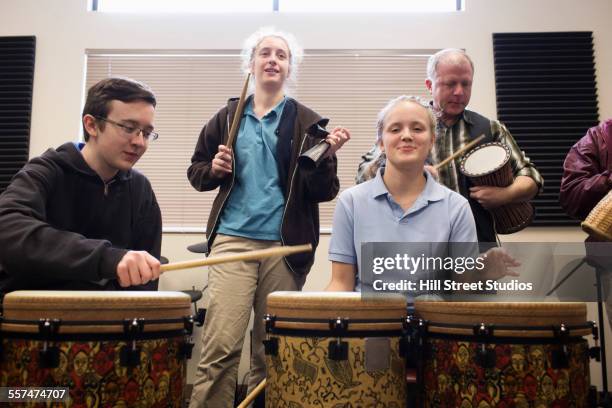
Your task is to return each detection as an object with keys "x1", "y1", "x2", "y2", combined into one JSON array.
[{"x1": 464, "y1": 109, "x2": 494, "y2": 143}]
